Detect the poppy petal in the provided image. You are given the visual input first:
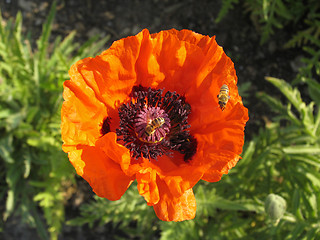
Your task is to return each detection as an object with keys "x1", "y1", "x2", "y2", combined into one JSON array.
[
  {"x1": 194, "y1": 103, "x2": 248, "y2": 155},
  {"x1": 136, "y1": 168, "x2": 160, "y2": 205},
  {"x1": 79, "y1": 40, "x2": 143, "y2": 110},
  {"x1": 135, "y1": 153, "x2": 204, "y2": 199},
  {"x1": 162, "y1": 164, "x2": 204, "y2": 198},
  {"x1": 61, "y1": 60, "x2": 108, "y2": 151},
  {"x1": 190, "y1": 102, "x2": 248, "y2": 182},
  {"x1": 148, "y1": 30, "x2": 206, "y2": 93},
  {"x1": 186, "y1": 51, "x2": 243, "y2": 128},
  {"x1": 95, "y1": 132, "x2": 132, "y2": 173},
  {"x1": 68, "y1": 144, "x2": 134, "y2": 200},
  {"x1": 153, "y1": 178, "x2": 196, "y2": 221}
]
